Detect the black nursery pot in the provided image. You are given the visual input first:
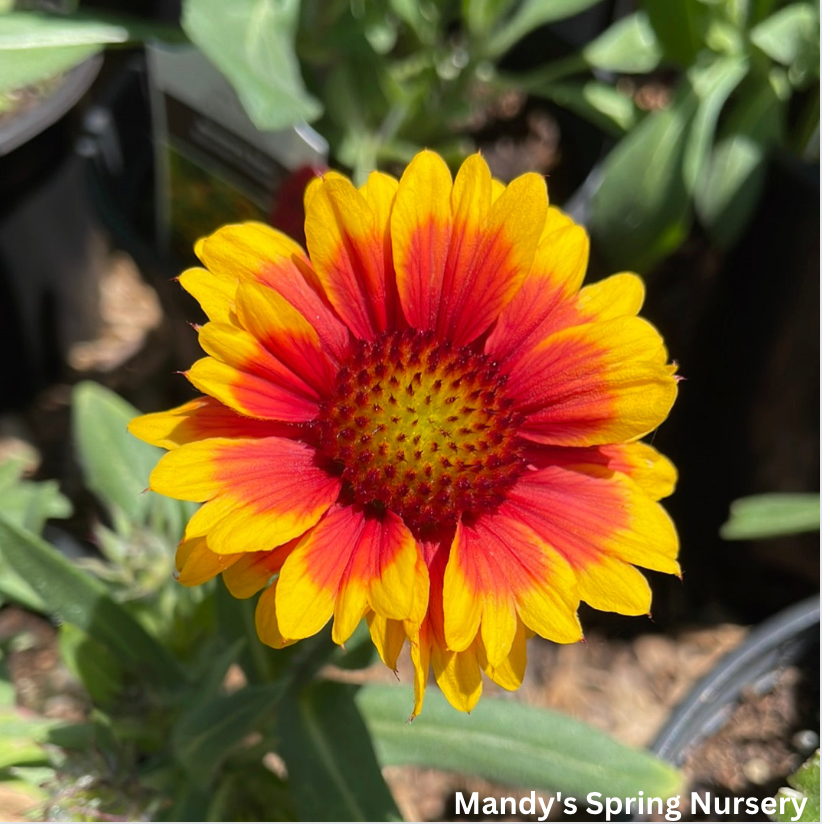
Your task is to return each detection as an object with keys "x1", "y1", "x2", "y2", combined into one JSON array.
[
  {"x1": 651, "y1": 595, "x2": 820, "y2": 765},
  {"x1": 0, "y1": 56, "x2": 103, "y2": 411}
]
